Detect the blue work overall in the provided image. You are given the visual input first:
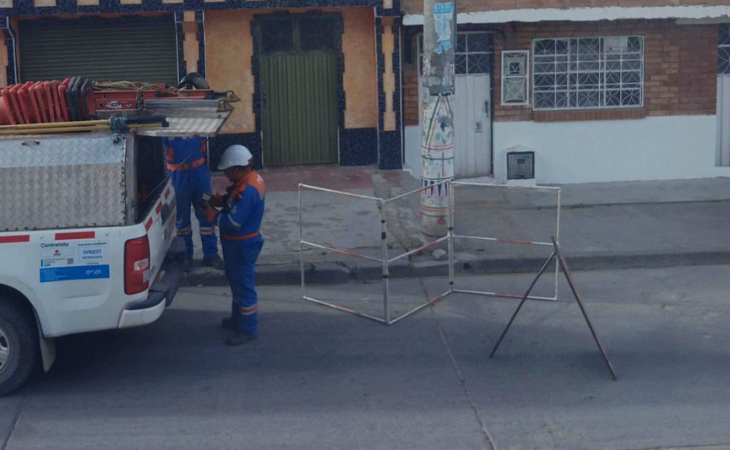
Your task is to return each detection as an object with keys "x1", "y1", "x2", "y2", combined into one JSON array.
[
  {"x1": 213, "y1": 171, "x2": 266, "y2": 335},
  {"x1": 163, "y1": 137, "x2": 219, "y2": 260}
]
